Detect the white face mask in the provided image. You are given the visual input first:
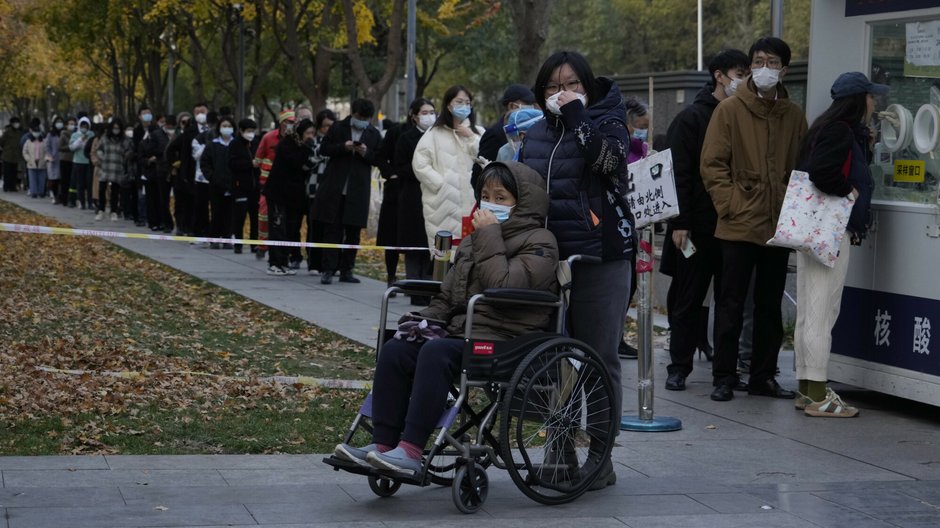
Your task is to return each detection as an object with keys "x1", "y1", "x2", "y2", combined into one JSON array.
[
  {"x1": 242, "y1": 131, "x2": 256, "y2": 141},
  {"x1": 751, "y1": 67, "x2": 780, "y2": 91},
  {"x1": 417, "y1": 113, "x2": 436, "y2": 130},
  {"x1": 724, "y1": 77, "x2": 742, "y2": 97},
  {"x1": 479, "y1": 200, "x2": 514, "y2": 223},
  {"x1": 194, "y1": 113, "x2": 207, "y2": 125},
  {"x1": 124, "y1": 129, "x2": 133, "y2": 138},
  {"x1": 545, "y1": 92, "x2": 587, "y2": 116},
  {"x1": 220, "y1": 126, "x2": 234, "y2": 137}
]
